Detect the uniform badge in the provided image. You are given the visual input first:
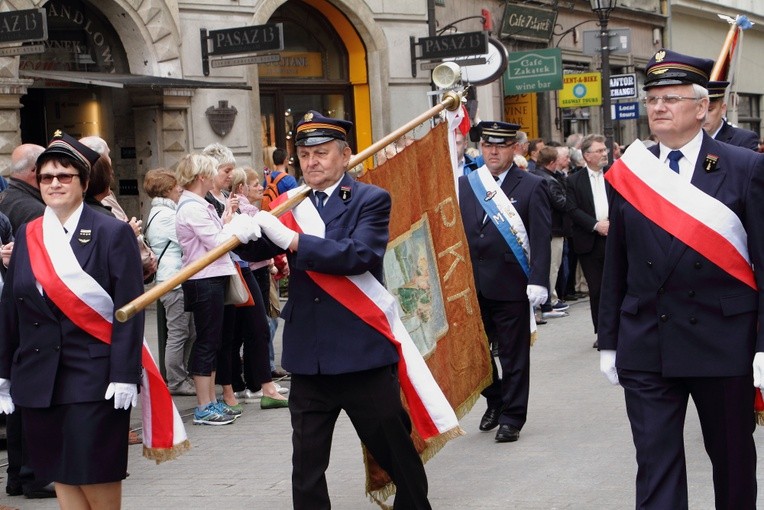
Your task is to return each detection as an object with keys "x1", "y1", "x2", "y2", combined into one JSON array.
[
  {"x1": 303, "y1": 112, "x2": 314, "y2": 122},
  {"x1": 654, "y1": 50, "x2": 666, "y2": 62},
  {"x1": 78, "y1": 229, "x2": 92, "y2": 244},
  {"x1": 339, "y1": 186, "x2": 351, "y2": 201},
  {"x1": 509, "y1": 197, "x2": 517, "y2": 204},
  {"x1": 484, "y1": 190, "x2": 496, "y2": 201},
  {"x1": 703, "y1": 154, "x2": 718, "y2": 173}
]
